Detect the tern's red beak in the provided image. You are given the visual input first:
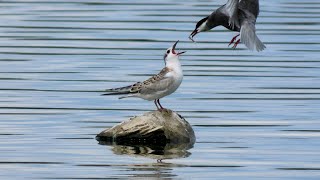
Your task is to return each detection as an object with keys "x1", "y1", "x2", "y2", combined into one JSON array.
[{"x1": 172, "y1": 40, "x2": 186, "y2": 55}]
